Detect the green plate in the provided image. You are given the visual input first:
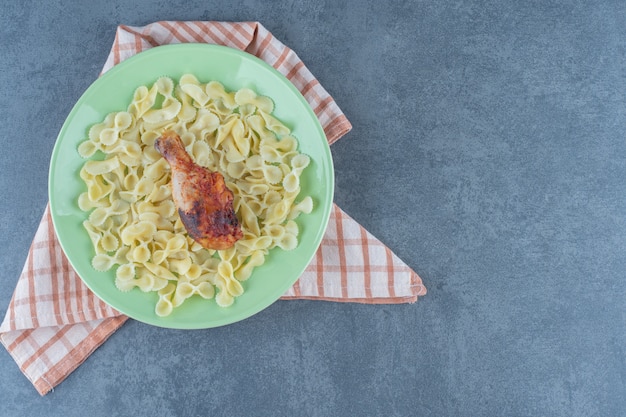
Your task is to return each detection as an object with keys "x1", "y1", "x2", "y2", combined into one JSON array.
[{"x1": 49, "y1": 44, "x2": 334, "y2": 329}]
